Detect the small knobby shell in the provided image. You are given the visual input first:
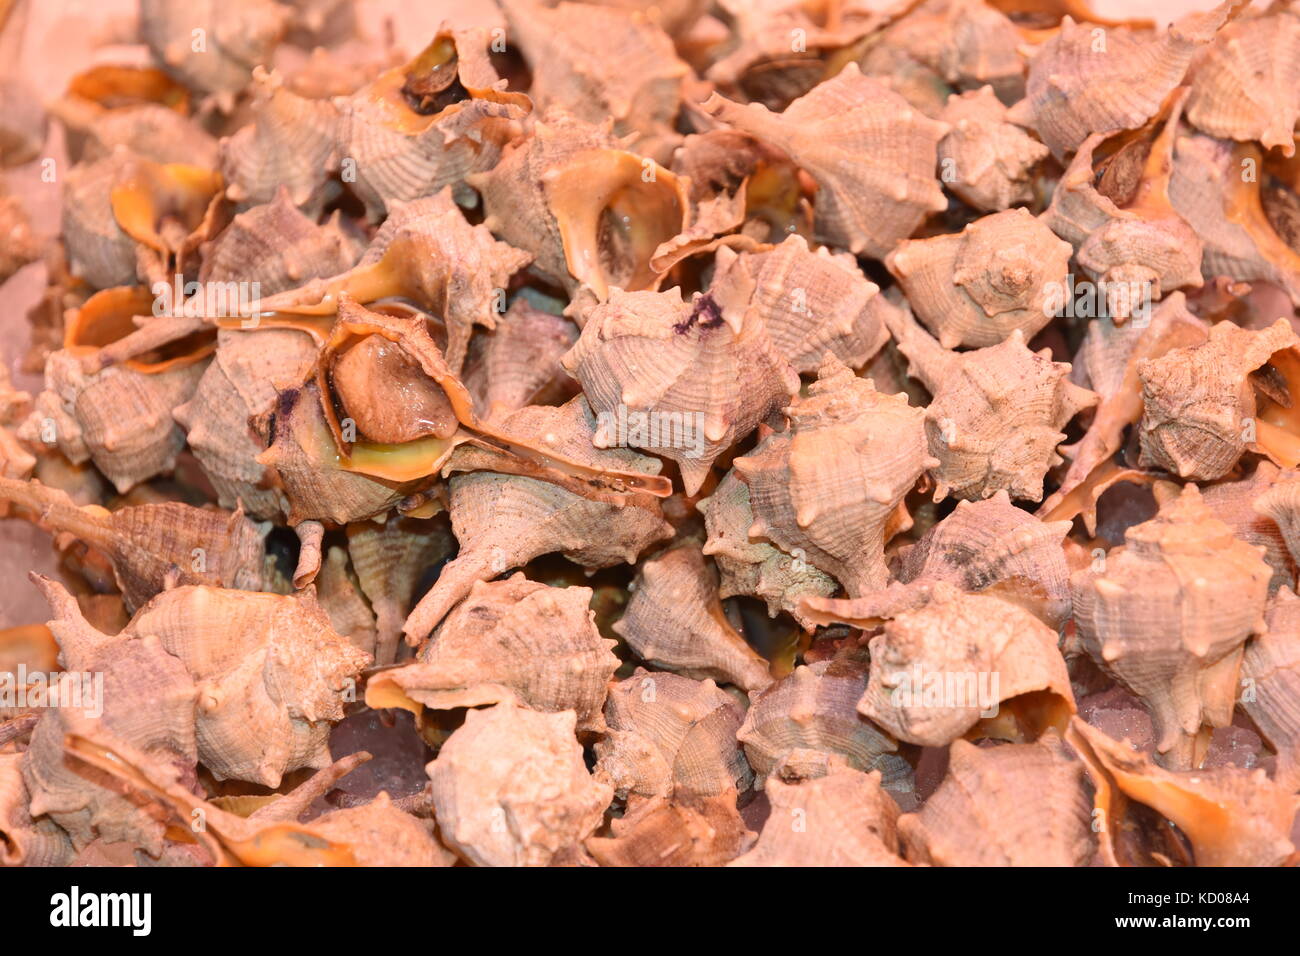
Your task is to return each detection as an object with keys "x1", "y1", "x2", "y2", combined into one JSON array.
[
  {"x1": 120, "y1": 585, "x2": 370, "y2": 787},
  {"x1": 855, "y1": 585, "x2": 1075, "y2": 747},
  {"x1": 1009, "y1": 2, "x2": 1241, "y2": 158},
  {"x1": 898, "y1": 735, "x2": 1095, "y2": 866},
  {"x1": 699, "y1": 467, "x2": 838, "y2": 629},
  {"x1": 1067, "y1": 717, "x2": 1297, "y2": 867},
  {"x1": 585, "y1": 791, "x2": 755, "y2": 867},
  {"x1": 738, "y1": 660, "x2": 901, "y2": 788},
  {"x1": 614, "y1": 541, "x2": 774, "y2": 694},
  {"x1": 426, "y1": 703, "x2": 613, "y2": 867},
  {"x1": 0, "y1": 752, "x2": 74, "y2": 866},
  {"x1": 594, "y1": 668, "x2": 753, "y2": 801},
  {"x1": 729, "y1": 757, "x2": 907, "y2": 867},
  {"x1": 402, "y1": 398, "x2": 673, "y2": 642},
  {"x1": 704, "y1": 63, "x2": 948, "y2": 259},
  {"x1": 0, "y1": 476, "x2": 268, "y2": 612},
  {"x1": 936, "y1": 86, "x2": 1048, "y2": 213},
  {"x1": 885, "y1": 306, "x2": 1097, "y2": 503},
  {"x1": 1240, "y1": 588, "x2": 1300, "y2": 792},
  {"x1": 462, "y1": 299, "x2": 579, "y2": 423},
  {"x1": 735, "y1": 357, "x2": 934, "y2": 597},
  {"x1": 499, "y1": 0, "x2": 688, "y2": 160},
  {"x1": 24, "y1": 575, "x2": 198, "y2": 857},
  {"x1": 1185, "y1": 8, "x2": 1300, "y2": 156},
  {"x1": 1137, "y1": 318, "x2": 1297, "y2": 481},
  {"x1": 336, "y1": 28, "x2": 532, "y2": 220},
  {"x1": 562, "y1": 286, "x2": 800, "y2": 495},
  {"x1": 219, "y1": 68, "x2": 340, "y2": 214},
  {"x1": 366, "y1": 574, "x2": 619, "y2": 733},
  {"x1": 887, "y1": 208, "x2": 1072, "y2": 350},
  {"x1": 1072, "y1": 484, "x2": 1271, "y2": 768},
  {"x1": 706, "y1": 235, "x2": 894, "y2": 374}
]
